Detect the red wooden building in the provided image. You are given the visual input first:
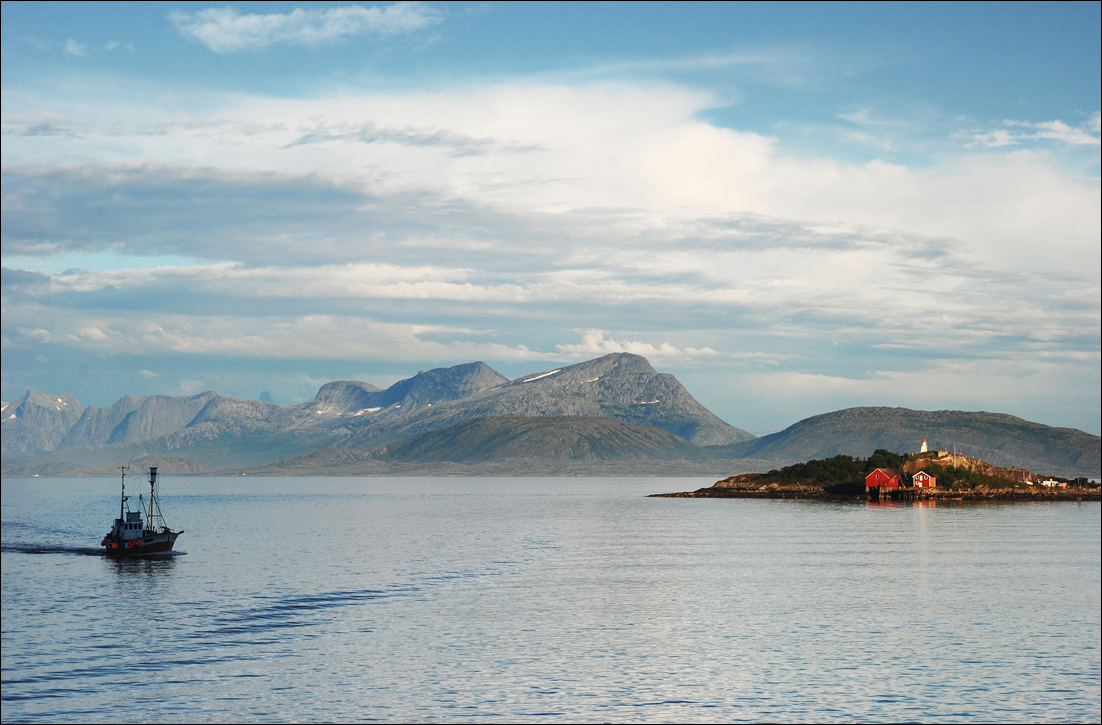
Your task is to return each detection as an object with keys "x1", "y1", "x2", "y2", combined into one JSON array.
[
  {"x1": 865, "y1": 468, "x2": 902, "y2": 489},
  {"x1": 912, "y1": 470, "x2": 937, "y2": 488}
]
